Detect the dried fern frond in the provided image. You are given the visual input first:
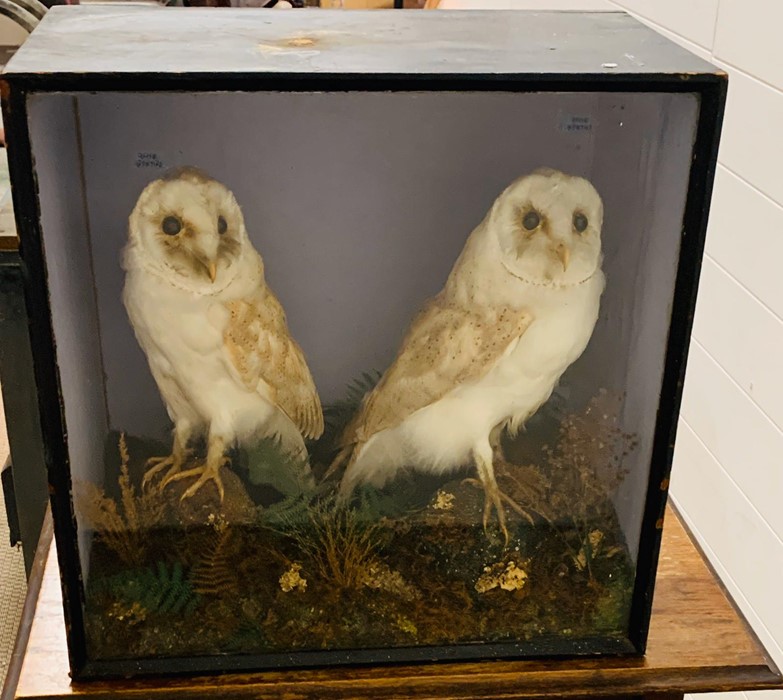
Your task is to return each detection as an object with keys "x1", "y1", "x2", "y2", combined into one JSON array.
[
  {"x1": 323, "y1": 370, "x2": 382, "y2": 438},
  {"x1": 244, "y1": 435, "x2": 312, "y2": 498},
  {"x1": 75, "y1": 433, "x2": 168, "y2": 566},
  {"x1": 190, "y1": 518, "x2": 236, "y2": 596},
  {"x1": 102, "y1": 561, "x2": 197, "y2": 616}
]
